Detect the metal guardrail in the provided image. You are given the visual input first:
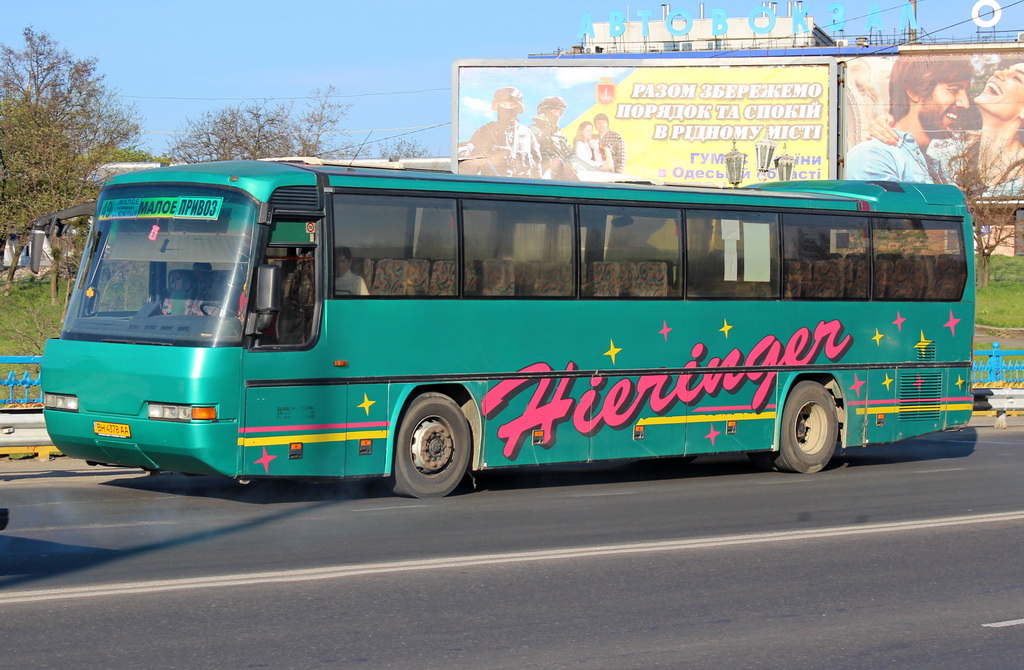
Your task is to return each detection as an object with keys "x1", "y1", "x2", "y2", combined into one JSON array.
[
  {"x1": 973, "y1": 388, "x2": 1024, "y2": 429},
  {"x1": 1, "y1": 355, "x2": 42, "y2": 405},
  {"x1": 973, "y1": 344, "x2": 1024, "y2": 387},
  {"x1": 1, "y1": 355, "x2": 56, "y2": 459}
]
